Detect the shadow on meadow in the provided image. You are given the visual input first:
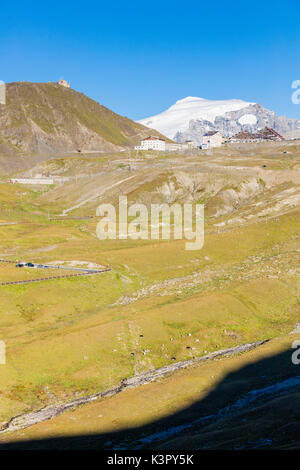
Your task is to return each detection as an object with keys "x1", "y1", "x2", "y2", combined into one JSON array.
[{"x1": 1, "y1": 347, "x2": 300, "y2": 450}]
